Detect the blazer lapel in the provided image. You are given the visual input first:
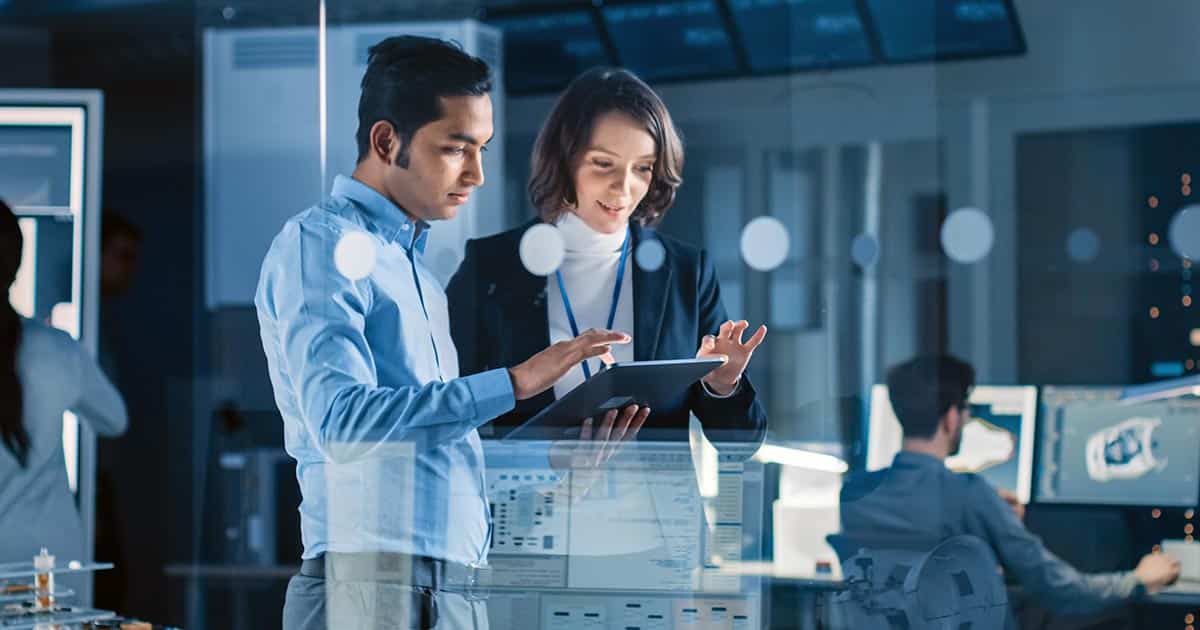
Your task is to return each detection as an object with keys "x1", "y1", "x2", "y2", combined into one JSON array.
[{"x1": 632, "y1": 224, "x2": 672, "y2": 361}]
